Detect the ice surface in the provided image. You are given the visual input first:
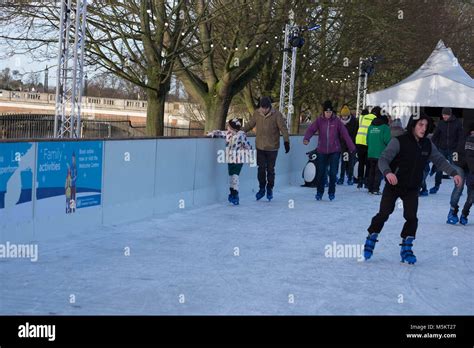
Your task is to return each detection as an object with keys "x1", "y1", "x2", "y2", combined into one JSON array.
[{"x1": 1, "y1": 176, "x2": 472, "y2": 315}]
